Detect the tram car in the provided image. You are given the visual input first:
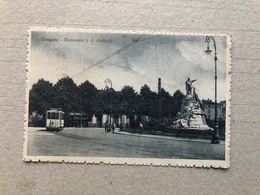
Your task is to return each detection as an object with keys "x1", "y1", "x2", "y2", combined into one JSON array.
[{"x1": 46, "y1": 108, "x2": 64, "y2": 131}]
